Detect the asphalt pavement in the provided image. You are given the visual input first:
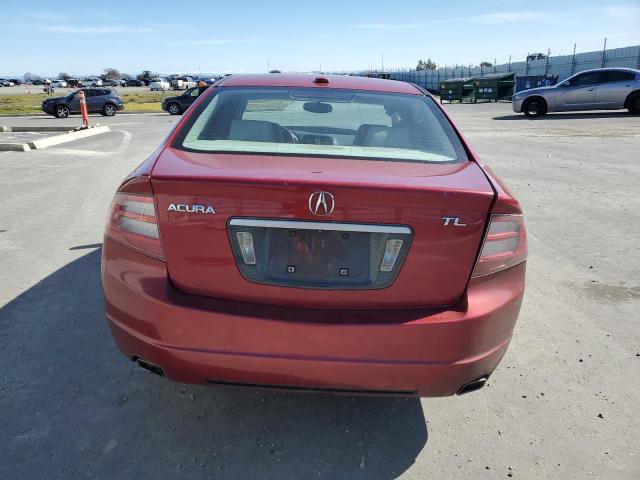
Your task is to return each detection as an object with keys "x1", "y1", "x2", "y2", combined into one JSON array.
[{"x1": 0, "y1": 105, "x2": 638, "y2": 479}]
